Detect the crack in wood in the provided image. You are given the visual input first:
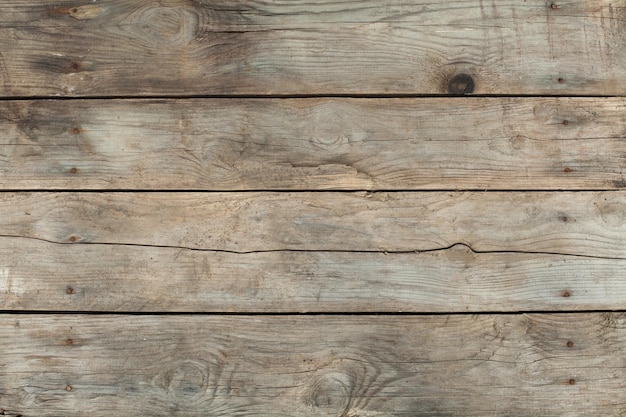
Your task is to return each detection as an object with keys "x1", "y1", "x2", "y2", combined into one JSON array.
[{"x1": 0, "y1": 234, "x2": 622, "y2": 260}]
